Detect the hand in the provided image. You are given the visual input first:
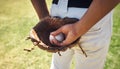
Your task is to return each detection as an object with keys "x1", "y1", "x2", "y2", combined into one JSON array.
[{"x1": 50, "y1": 24, "x2": 80, "y2": 46}]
